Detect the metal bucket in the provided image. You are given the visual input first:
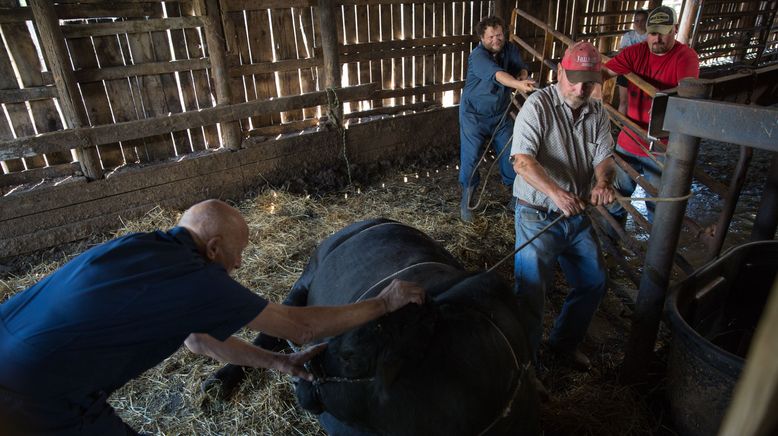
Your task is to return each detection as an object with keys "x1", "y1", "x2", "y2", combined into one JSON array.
[{"x1": 665, "y1": 240, "x2": 778, "y2": 436}]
